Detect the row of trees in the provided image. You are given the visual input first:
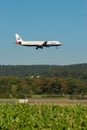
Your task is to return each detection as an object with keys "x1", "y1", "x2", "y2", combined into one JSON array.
[
  {"x1": 0, "y1": 76, "x2": 87, "y2": 98},
  {"x1": 0, "y1": 64, "x2": 87, "y2": 80}
]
